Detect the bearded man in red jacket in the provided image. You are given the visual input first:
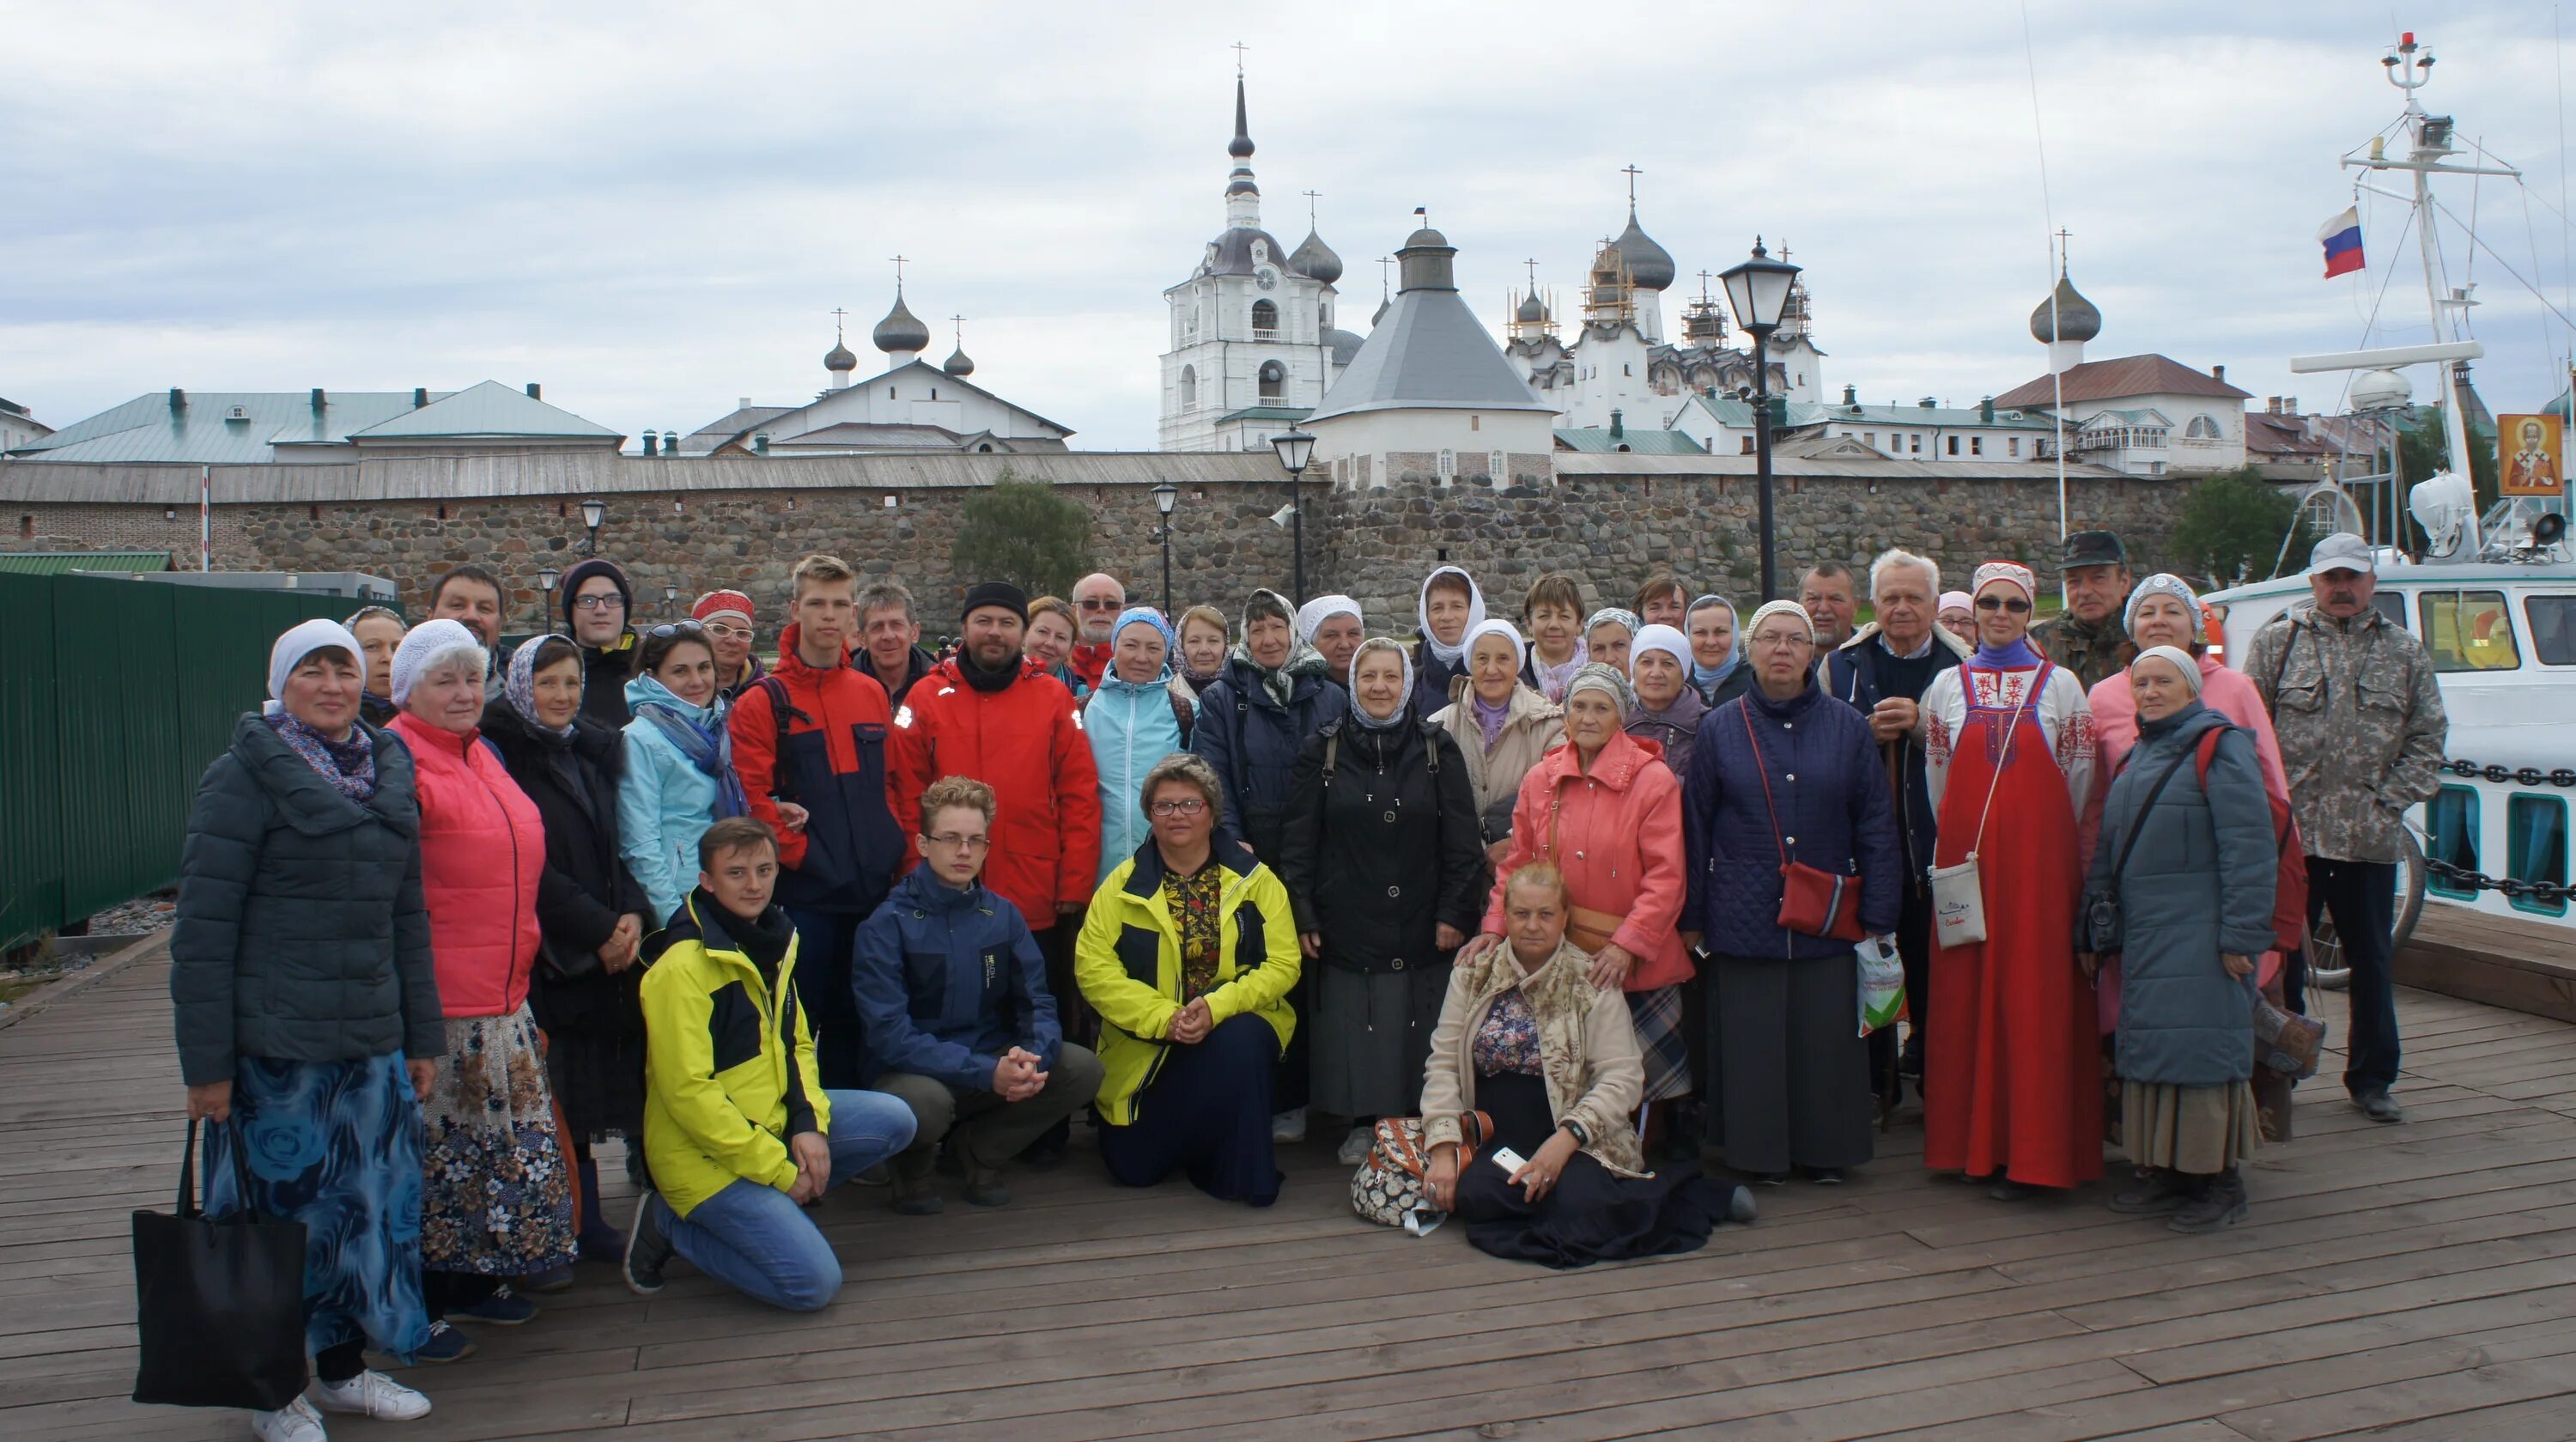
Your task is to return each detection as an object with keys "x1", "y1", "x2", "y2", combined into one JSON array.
[{"x1": 891, "y1": 583, "x2": 1103, "y2": 1090}]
